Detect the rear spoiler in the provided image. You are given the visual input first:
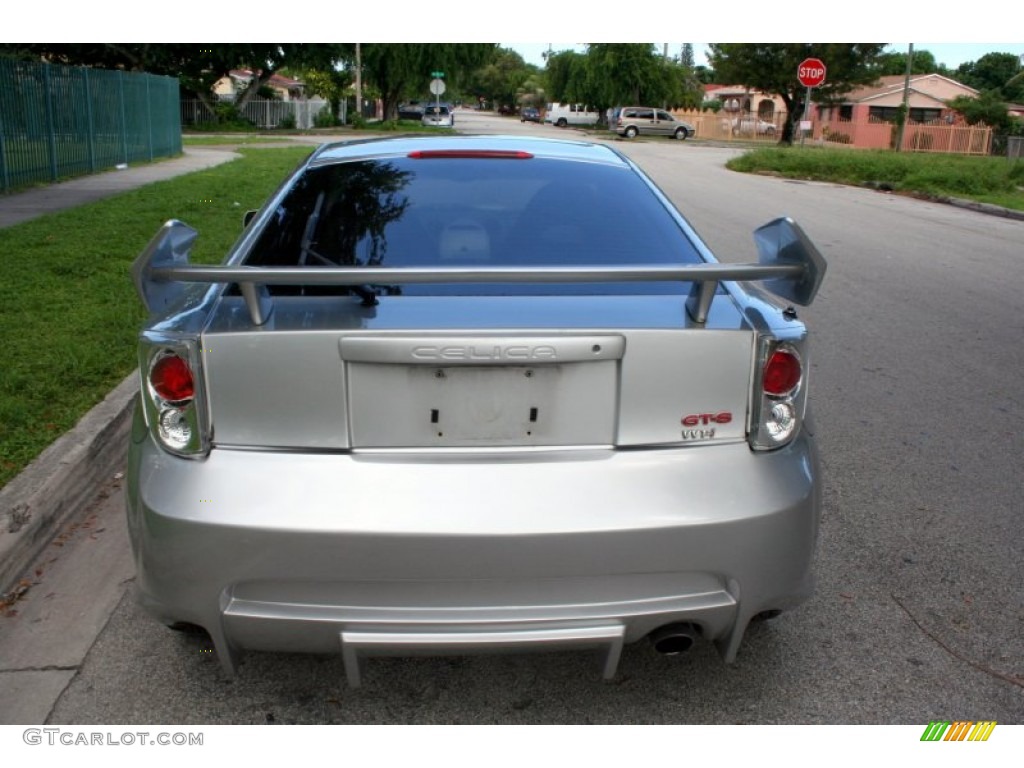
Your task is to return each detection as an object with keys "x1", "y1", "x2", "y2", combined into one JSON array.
[{"x1": 133, "y1": 217, "x2": 826, "y2": 326}]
